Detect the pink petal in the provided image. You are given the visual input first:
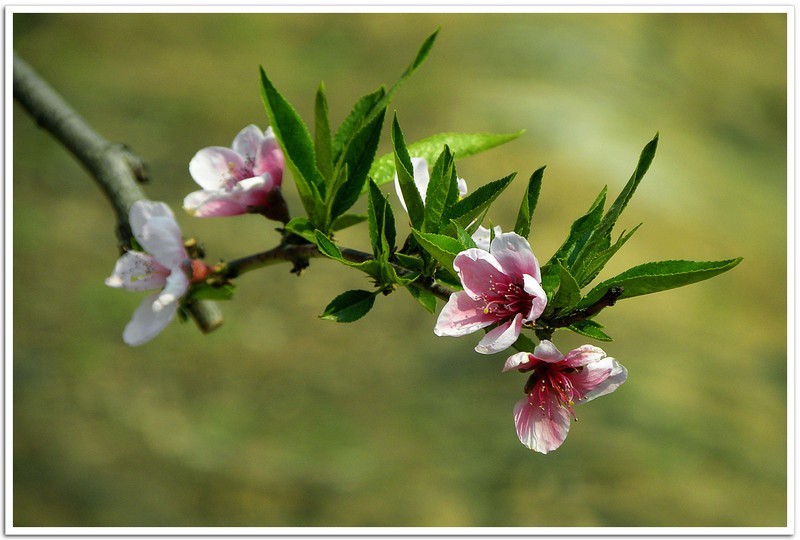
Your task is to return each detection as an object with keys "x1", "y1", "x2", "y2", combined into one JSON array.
[
  {"x1": 453, "y1": 248, "x2": 506, "y2": 300},
  {"x1": 514, "y1": 395, "x2": 571, "y2": 454},
  {"x1": 490, "y1": 232, "x2": 541, "y2": 282},
  {"x1": 434, "y1": 291, "x2": 496, "y2": 337},
  {"x1": 105, "y1": 251, "x2": 168, "y2": 291},
  {"x1": 475, "y1": 313, "x2": 523, "y2": 354},
  {"x1": 502, "y1": 351, "x2": 534, "y2": 372},
  {"x1": 532, "y1": 340, "x2": 565, "y2": 363},
  {"x1": 183, "y1": 177, "x2": 274, "y2": 218},
  {"x1": 561, "y1": 344, "x2": 607, "y2": 368},
  {"x1": 574, "y1": 357, "x2": 627, "y2": 403},
  {"x1": 231, "y1": 124, "x2": 265, "y2": 159},
  {"x1": 522, "y1": 273, "x2": 547, "y2": 320},
  {"x1": 254, "y1": 127, "x2": 285, "y2": 187},
  {"x1": 189, "y1": 146, "x2": 246, "y2": 190},
  {"x1": 136, "y1": 216, "x2": 187, "y2": 270},
  {"x1": 129, "y1": 201, "x2": 175, "y2": 237},
  {"x1": 122, "y1": 291, "x2": 180, "y2": 346}
]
